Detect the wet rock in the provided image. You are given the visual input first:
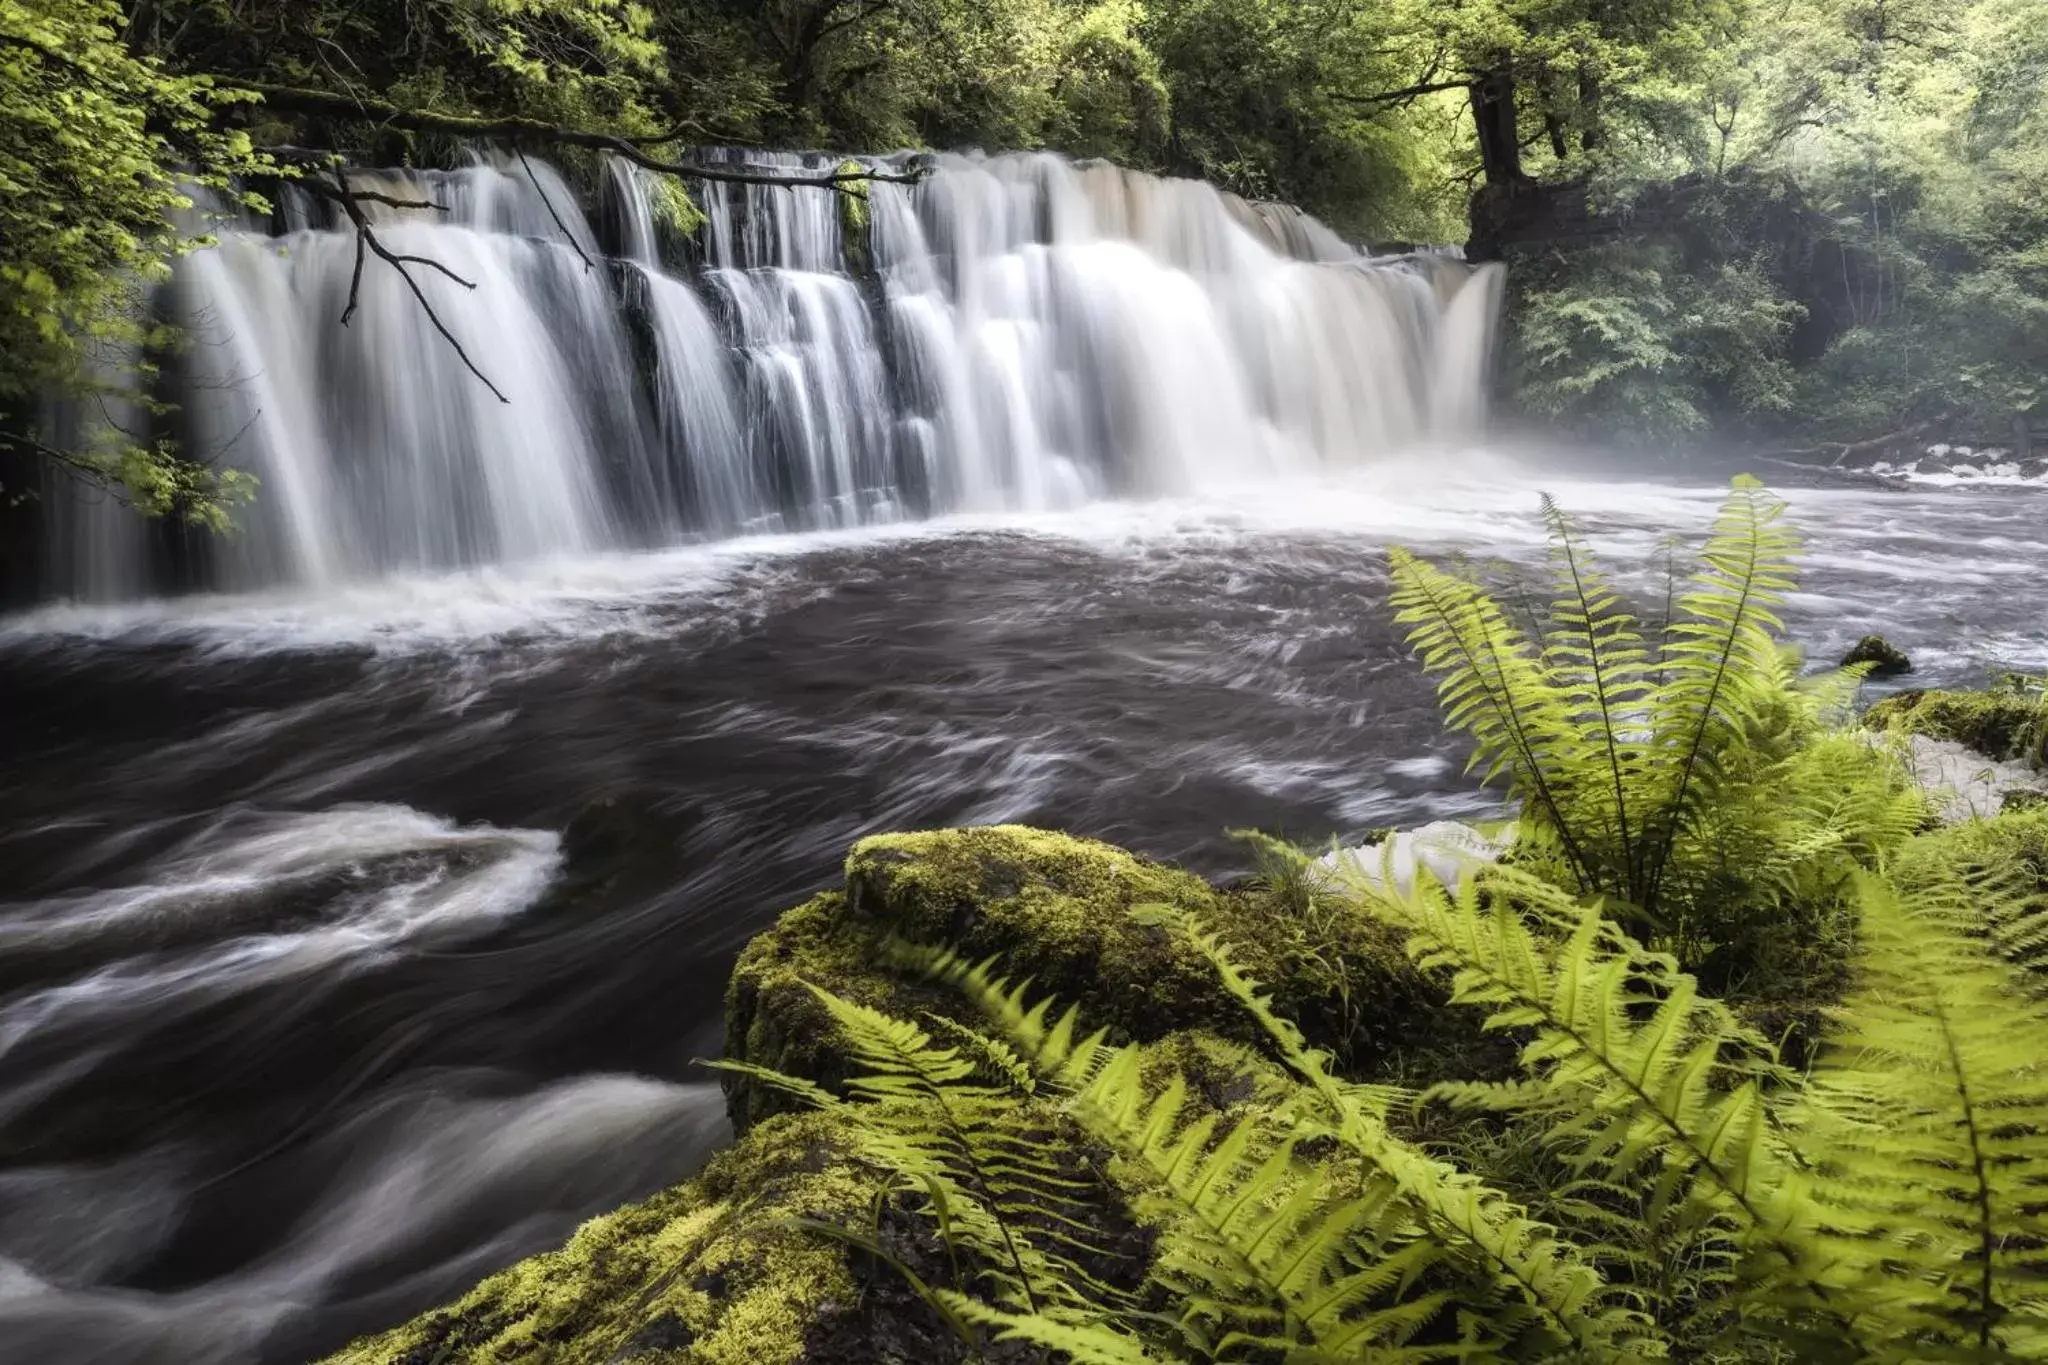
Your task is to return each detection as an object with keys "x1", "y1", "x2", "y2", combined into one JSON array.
[
  {"x1": 323, "y1": 823, "x2": 1503, "y2": 1364},
  {"x1": 1902, "y1": 735, "x2": 2048, "y2": 823},
  {"x1": 561, "y1": 791, "x2": 700, "y2": 871},
  {"x1": 1841, "y1": 634, "x2": 1912, "y2": 677},
  {"x1": 1314, "y1": 820, "x2": 1509, "y2": 898}
]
